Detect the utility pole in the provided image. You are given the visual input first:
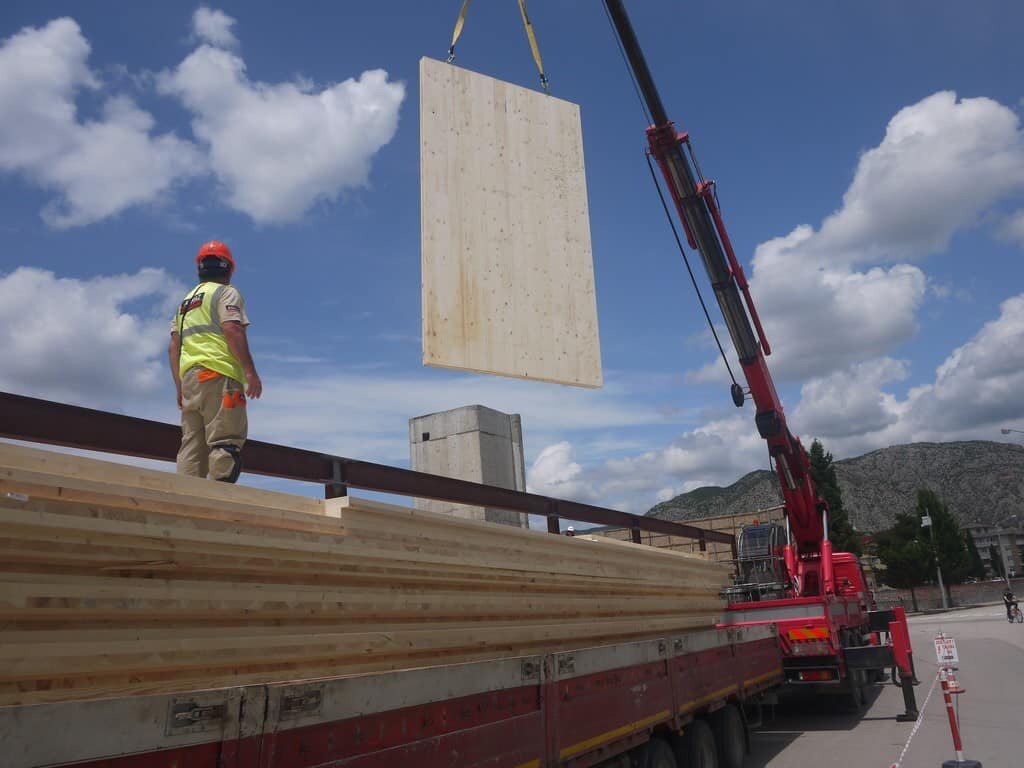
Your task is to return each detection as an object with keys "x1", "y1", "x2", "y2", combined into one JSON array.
[{"x1": 921, "y1": 512, "x2": 949, "y2": 610}]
